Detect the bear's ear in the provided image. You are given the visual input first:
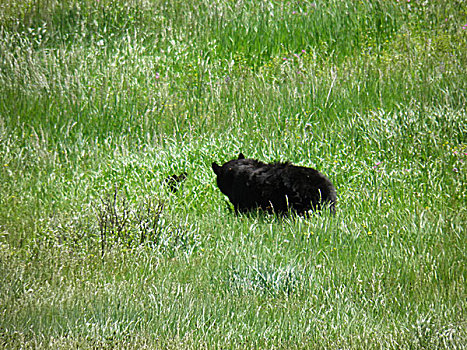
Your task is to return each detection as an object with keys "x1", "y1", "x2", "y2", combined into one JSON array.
[
  {"x1": 238, "y1": 153, "x2": 245, "y2": 160},
  {"x1": 212, "y1": 162, "x2": 221, "y2": 175}
]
